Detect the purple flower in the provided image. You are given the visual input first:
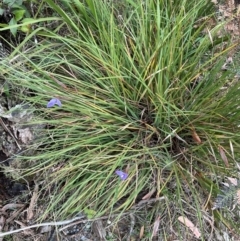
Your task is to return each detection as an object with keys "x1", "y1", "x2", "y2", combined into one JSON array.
[
  {"x1": 47, "y1": 98, "x2": 62, "y2": 108},
  {"x1": 115, "y1": 170, "x2": 128, "y2": 180}
]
